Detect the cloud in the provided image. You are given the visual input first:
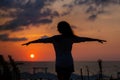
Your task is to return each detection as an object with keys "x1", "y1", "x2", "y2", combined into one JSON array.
[
  {"x1": 0, "y1": 0, "x2": 119, "y2": 32},
  {"x1": 0, "y1": 34, "x2": 28, "y2": 42},
  {"x1": 73, "y1": 0, "x2": 120, "y2": 20},
  {"x1": 88, "y1": 14, "x2": 97, "y2": 21},
  {"x1": 74, "y1": 0, "x2": 120, "y2": 6},
  {"x1": 0, "y1": 0, "x2": 59, "y2": 31}
]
